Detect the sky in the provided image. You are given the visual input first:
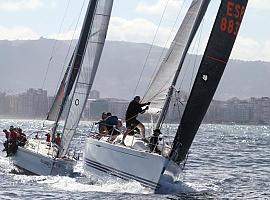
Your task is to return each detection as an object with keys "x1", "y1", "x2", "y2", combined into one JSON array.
[{"x1": 0, "y1": 0, "x2": 269, "y2": 61}]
